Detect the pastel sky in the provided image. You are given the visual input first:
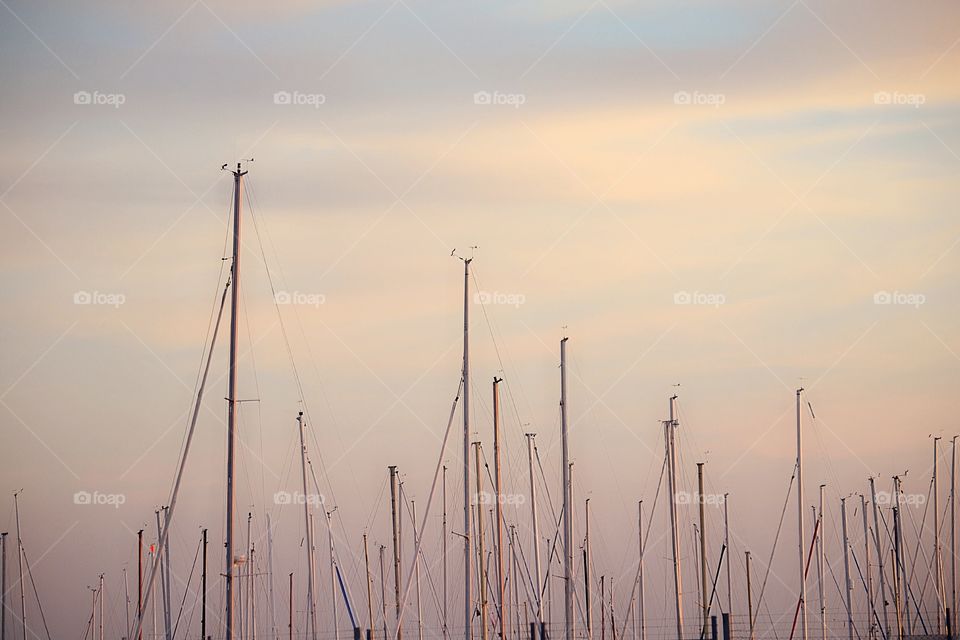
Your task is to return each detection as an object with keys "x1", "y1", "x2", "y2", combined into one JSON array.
[{"x1": 1, "y1": 1, "x2": 958, "y2": 638}]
